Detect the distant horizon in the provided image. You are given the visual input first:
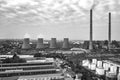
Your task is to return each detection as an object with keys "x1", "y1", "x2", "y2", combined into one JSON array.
[{"x1": 0, "y1": 38, "x2": 120, "y2": 41}]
